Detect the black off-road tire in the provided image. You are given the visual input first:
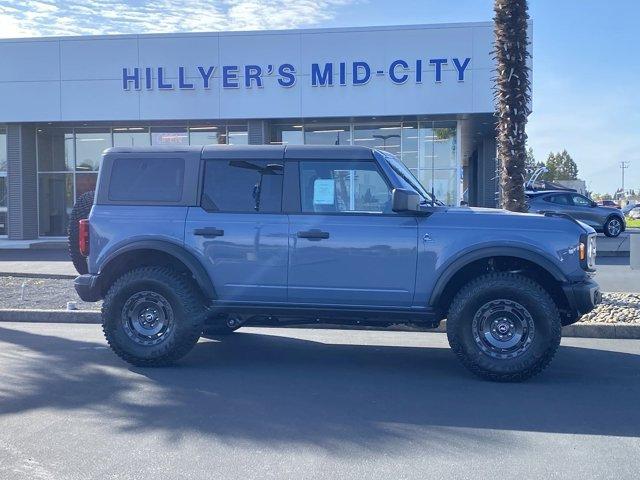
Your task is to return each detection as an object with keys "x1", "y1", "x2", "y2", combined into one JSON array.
[
  {"x1": 68, "y1": 190, "x2": 95, "y2": 274},
  {"x1": 446, "y1": 273, "x2": 562, "y2": 382},
  {"x1": 603, "y1": 216, "x2": 623, "y2": 237},
  {"x1": 102, "y1": 266, "x2": 206, "y2": 367}
]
